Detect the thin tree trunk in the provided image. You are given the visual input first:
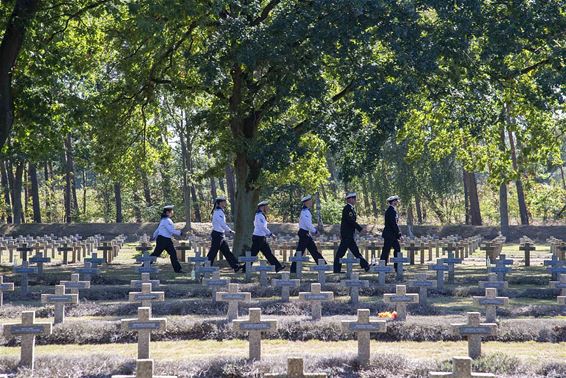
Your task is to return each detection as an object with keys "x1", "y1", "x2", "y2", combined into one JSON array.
[
  {"x1": 368, "y1": 174, "x2": 378, "y2": 218},
  {"x1": 82, "y1": 169, "x2": 87, "y2": 216},
  {"x1": 498, "y1": 125, "x2": 510, "y2": 237},
  {"x1": 406, "y1": 202, "x2": 414, "y2": 237},
  {"x1": 159, "y1": 135, "x2": 173, "y2": 203},
  {"x1": 64, "y1": 134, "x2": 79, "y2": 216},
  {"x1": 114, "y1": 182, "x2": 123, "y2": 223},
  {"x1": 507, "y1": 128, "x2": 529, "y2": 225},
  {"x1": 225, "y1": 164, "x2": 236, "y2": 219},
  {"x1": 210, "y1": 177, "x2": 217, "y2": 201},
  {"x1": 326, "y1": 153, "x2": 339, "y2": 198},
  {"x1": 23, "y1": 163, "x2": 28, "y2": 221},
  {"x1": 463, "y1": 169, "x2": 470, "y2": 225},
  {"x1": 218, "y1": 177, "x2": 225, "y2": 192},
  {"x1": 415, "y1": 193, "x2": 423, "y2": 224},
  {"x1": 1, "y1": 159, "x2": 12, "y2": 223},
  {"x1": 179, "y1": 122, "x2": 191, "y2": 228},
  {"x1": 0, "y1": 0, "x2": 40, "y2": 149},
  {"x1": 133, "y1": 191, "x2": 142, "y2": 223},
  {"x1": 190, "y1": 184, "x2": 201, "y2": 222},
  {"x1": 10, "y1": 161, "x2": 24, "y2": 224},
  {"x1": 361, "y1": 179, "x2": 371, "y2": 217},
  {"x1": 141, "y1": 169, "x2": 152, "y2": 207},
  {"x1": 29, "y1": 163, "x2": 41, "y2": 223},
  {"x1": 463, "y1": 170, "x2": 482, "y2": 225}
]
